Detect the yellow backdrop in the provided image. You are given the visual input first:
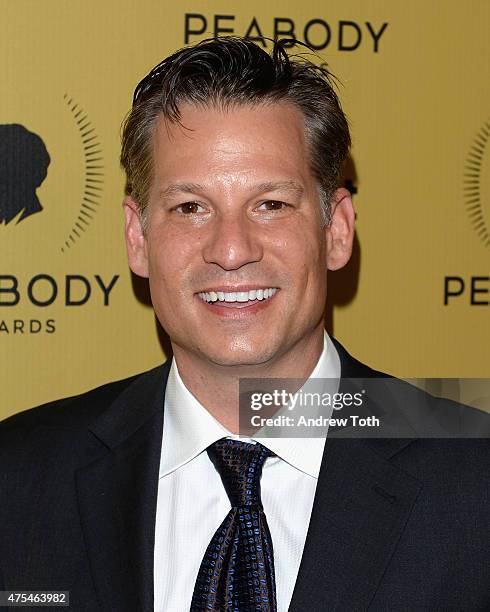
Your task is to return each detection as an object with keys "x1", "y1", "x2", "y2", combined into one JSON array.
[{"x1": 1, "y1": 0, "x2": 489, "y2": 419}]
